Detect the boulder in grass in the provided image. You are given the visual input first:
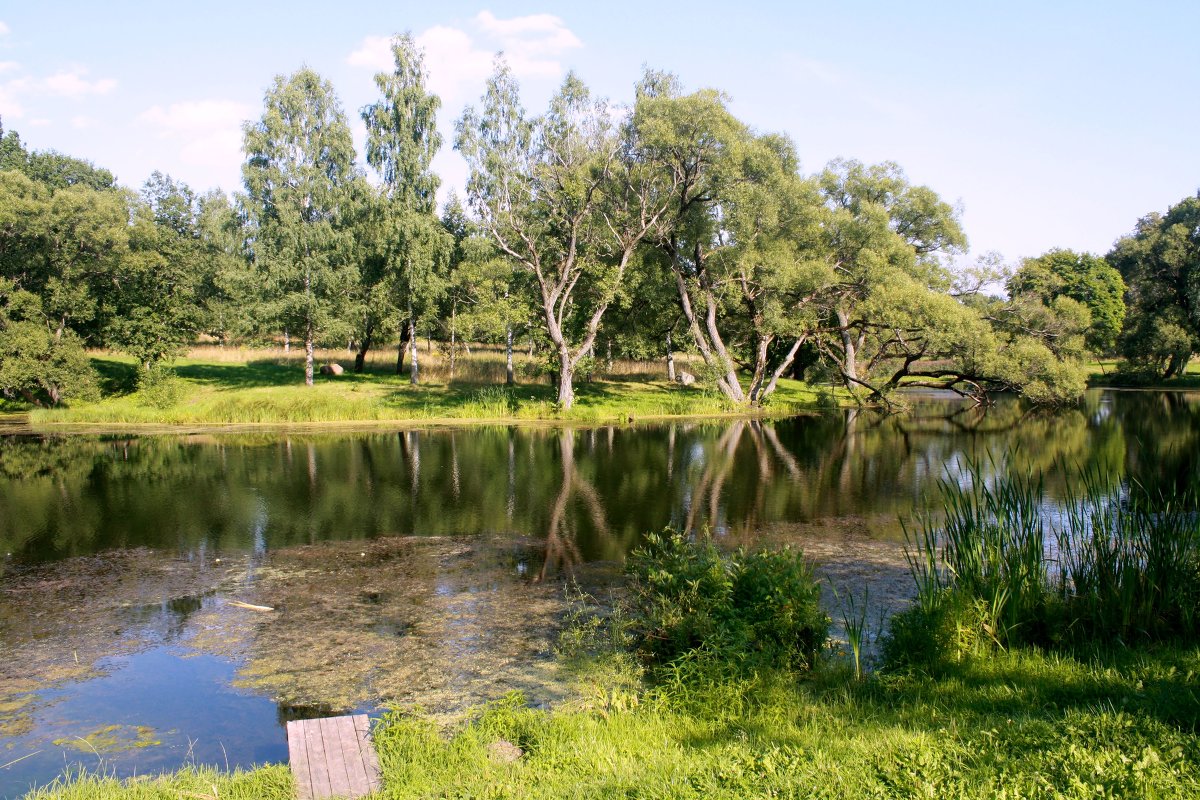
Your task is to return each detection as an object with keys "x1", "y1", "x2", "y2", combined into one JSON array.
[
  {"x1": 487, "y1": 739, "x2": 524, "y2": 764},
  {"x1": 320, "y1": 363, "x2": 345, "y2": 376},
  {"x1": 677, "y1": 370, "x2": 696, "y2": 386}
]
